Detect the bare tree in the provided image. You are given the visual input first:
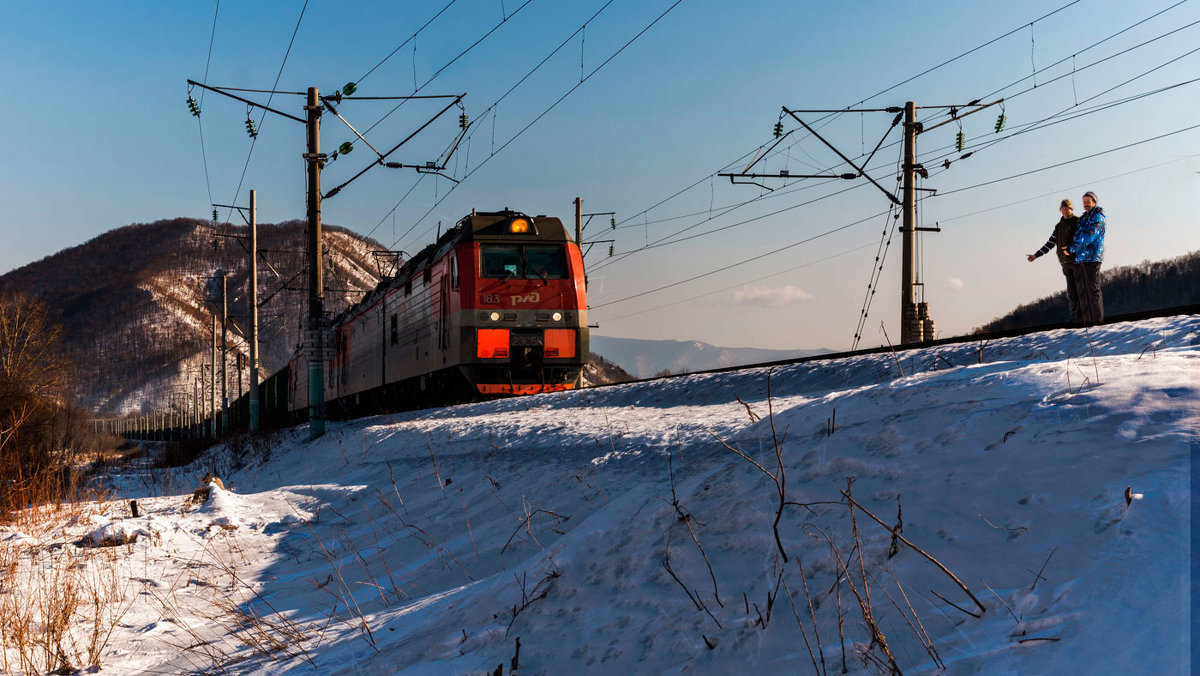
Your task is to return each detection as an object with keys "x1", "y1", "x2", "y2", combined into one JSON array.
[{"x1": 0, "y1": 293, "x2": 71, "y2": 514}]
